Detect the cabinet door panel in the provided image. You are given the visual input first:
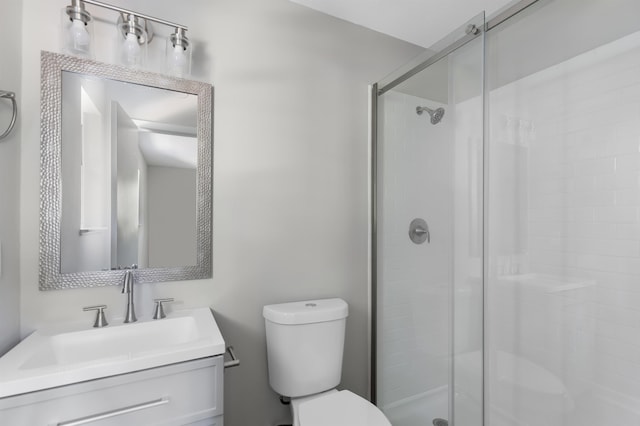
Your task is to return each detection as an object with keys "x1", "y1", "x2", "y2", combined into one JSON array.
[{"x1": 0, "y1": 356, "x2": 223, "y2": 426}]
